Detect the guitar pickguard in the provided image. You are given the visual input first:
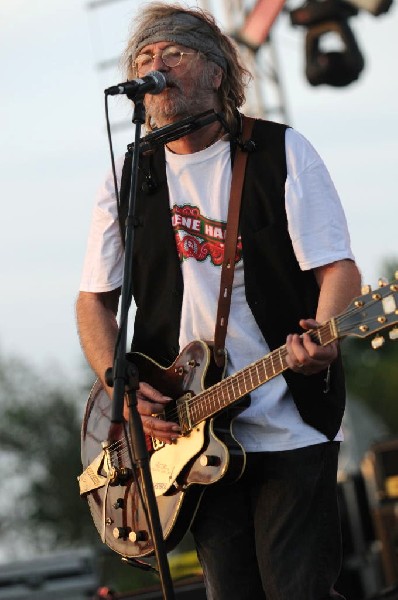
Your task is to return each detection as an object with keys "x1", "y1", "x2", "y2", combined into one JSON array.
[{"x1": 150, "y1": 422, "x2": 206, "y2": 496}]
